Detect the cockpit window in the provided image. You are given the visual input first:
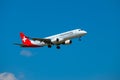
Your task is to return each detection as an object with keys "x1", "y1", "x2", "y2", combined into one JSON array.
[{"x1": 78, "y1": 29, "x2": 81, "y2": 31}]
